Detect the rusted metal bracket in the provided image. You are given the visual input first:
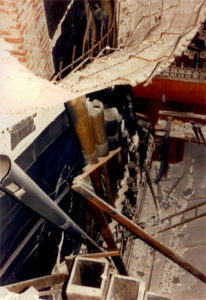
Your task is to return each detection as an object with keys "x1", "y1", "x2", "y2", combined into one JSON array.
[{"x1": 72, "y1": 182, "x2": 206, "y2": 284}]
